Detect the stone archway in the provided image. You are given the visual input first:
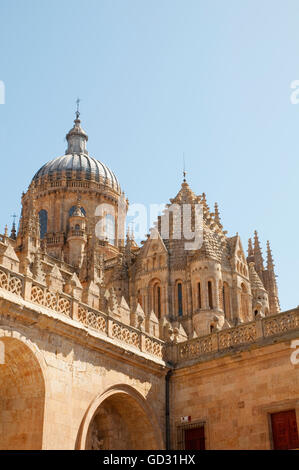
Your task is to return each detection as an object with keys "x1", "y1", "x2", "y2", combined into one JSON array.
[
  {"x1": 77, "y1": 385, "x2": 163, "y2": 450},
  {"x1": 0, "y1": 336, "x2": 46, "y2": 449}
]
